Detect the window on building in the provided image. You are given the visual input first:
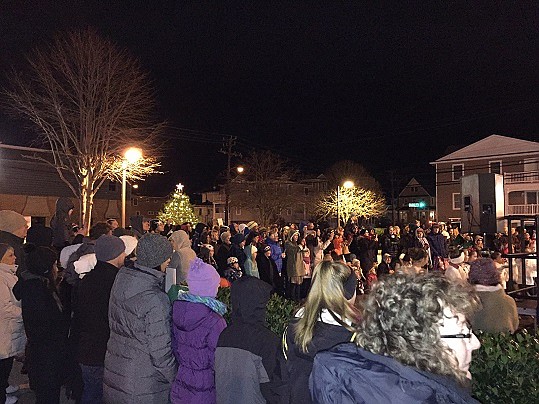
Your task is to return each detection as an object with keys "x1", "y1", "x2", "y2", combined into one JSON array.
[
  {"x1": 135, "y1": 211, "x2": 140, "y2": 216},
  {"x1": 215, "y1": 207, "x2": 220, "y2": 213},
  {"x1": 526, "y1": 191, "x2": 537, "y2": 205},
  {"x1": 132, "y1": 198, "x2": 138, "y2": 206},
  {"x1": 452, "y1": 193, "x2": 461, "y2": 210},
  {"x1": 287, "y1": 184, "x2": 292, "y2": 195},
  {"x1": 508, "y1": 191, "x2": 525, "y2": 205},
  {"x1": 489, "y1": 161, "x2": 502, "y2": 174},
  {"x1": 286, "y1": 208, "x2": 292, "y2": 215},
  {"x1": 235, "y1": 207, "x2": 242, "y2": 215},
  {"x1": 154, "y1": 199, "x2": 159, "y2": 204},
  {"x1": 452, "y1": 164, "x2": 464, "y2": 181},
  {"x1": 304, "y1": 187, "x2": 309, "y2": 195},
  {"x1": 108, "y1": 181, "x2": 116, "y2": 192},
  {"x1": 147, "y1": 211, "x2": 154, "y2": 215}
]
